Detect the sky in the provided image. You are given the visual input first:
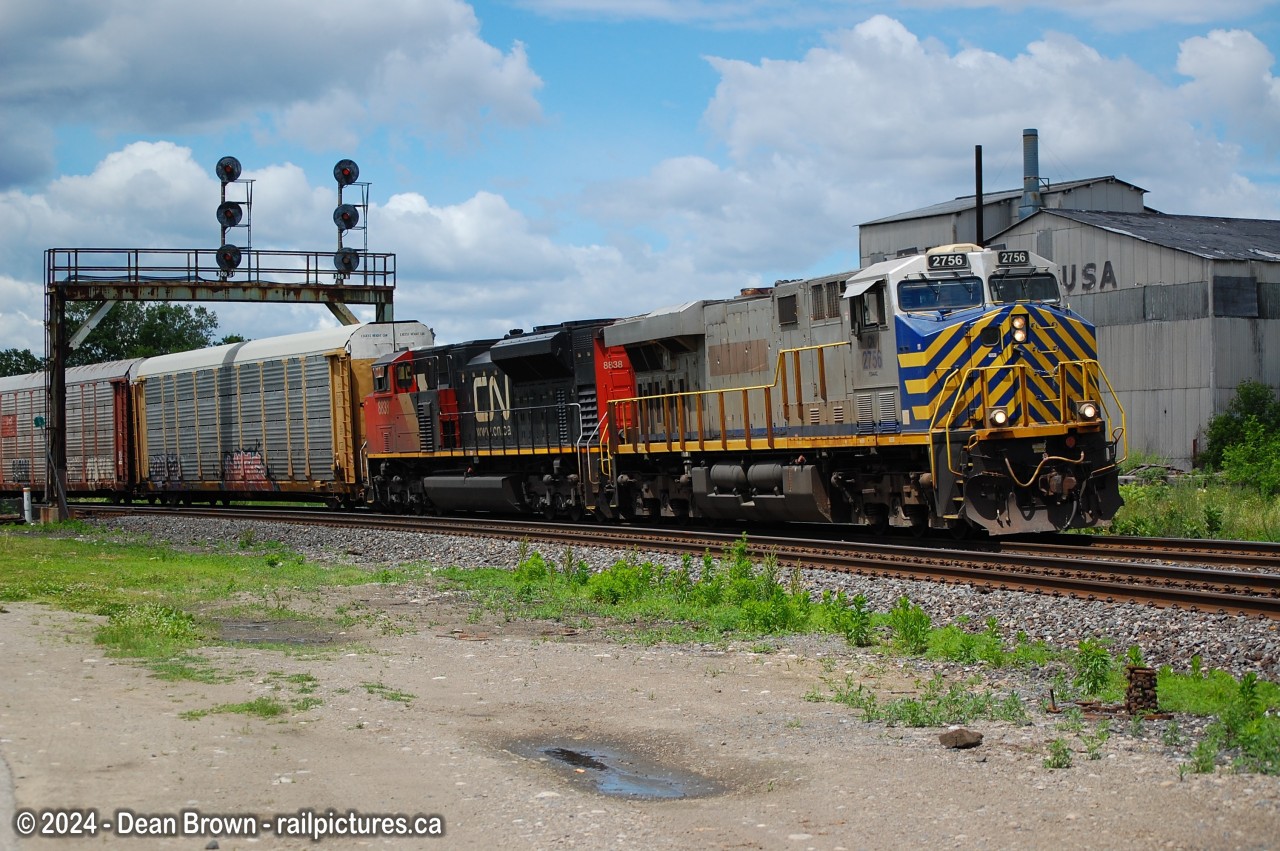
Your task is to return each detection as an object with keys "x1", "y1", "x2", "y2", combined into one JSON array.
[{"x1": 2, "y1": 0, "x2": 1279, "y2": 352}]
